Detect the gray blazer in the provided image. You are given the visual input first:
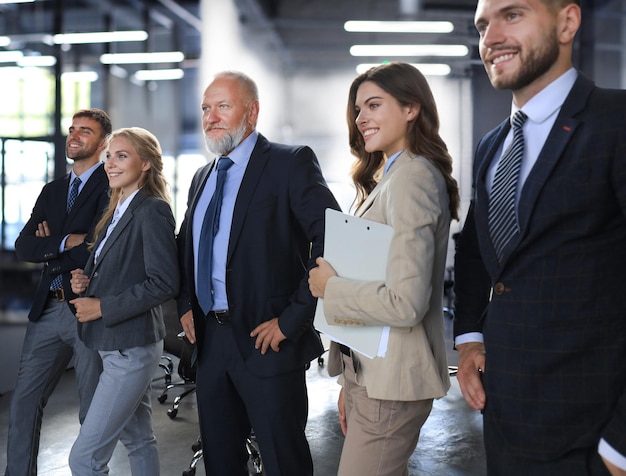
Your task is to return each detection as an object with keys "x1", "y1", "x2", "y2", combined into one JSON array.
[{"x1": 78, "y1": 191, "x2": 179, "y2": 351}]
